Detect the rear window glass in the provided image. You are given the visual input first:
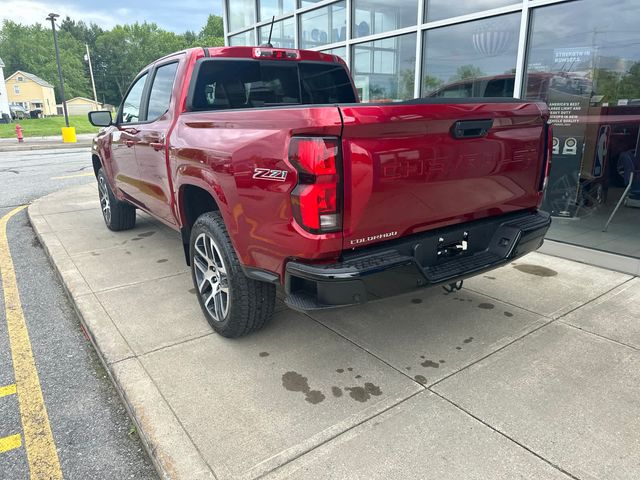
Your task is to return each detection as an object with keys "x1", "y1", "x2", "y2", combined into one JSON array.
[{"x1": 189, "y1": 59, "x2": 356, "y2": 111}]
